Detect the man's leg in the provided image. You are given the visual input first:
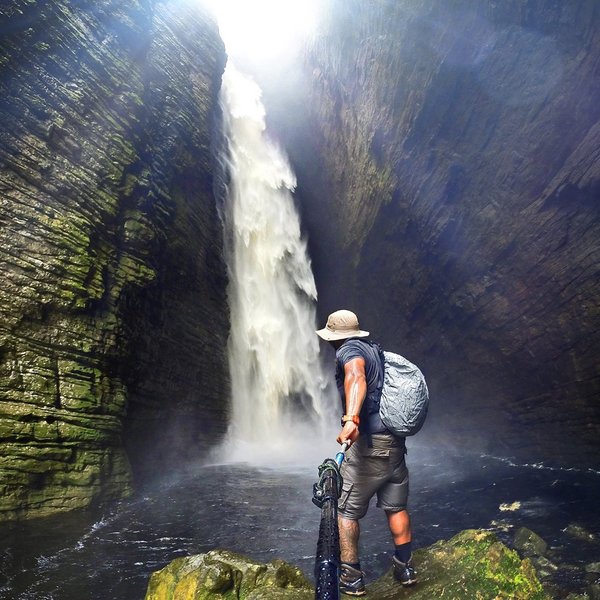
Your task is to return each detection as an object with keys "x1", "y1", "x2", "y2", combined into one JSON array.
[
  {"x1": 387, "y1": 509, "x2": 417, "y2": 586},
  {"x1": 338, "y1": 516, "x2": 360, "y2": 563},
  {"x1": 338, "y1": 516, "x2": 366, "y2": 595},
  {"x1": 386, "y1": 508, "x2": 411, "y2": 544}
]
